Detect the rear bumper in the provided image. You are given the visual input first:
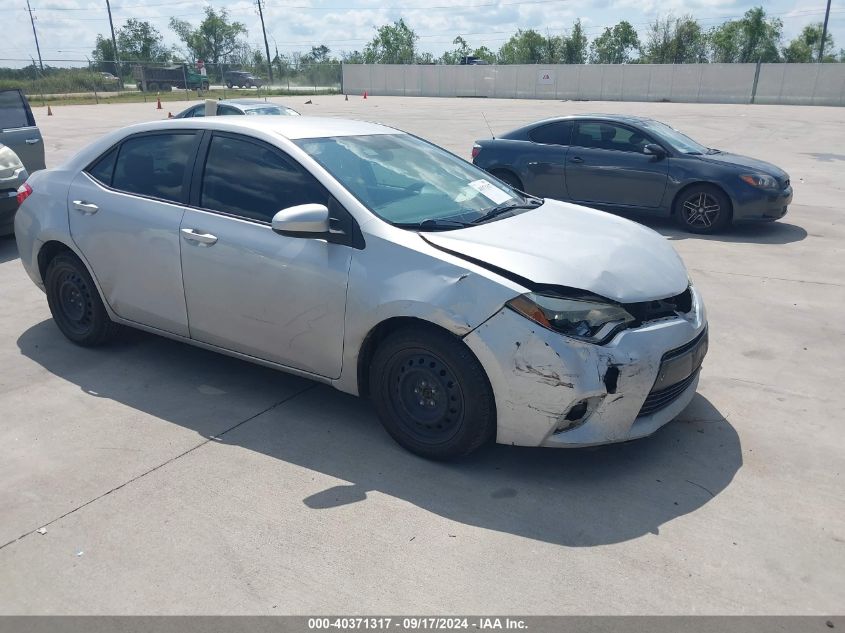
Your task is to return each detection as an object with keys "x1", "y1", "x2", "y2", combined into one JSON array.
[
  {"x1": 463, "y1": 286, "x2": 708, "y2": 447},
  {"x1": 733, "y1": 185, "x2": 793, "y2": 223}
]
